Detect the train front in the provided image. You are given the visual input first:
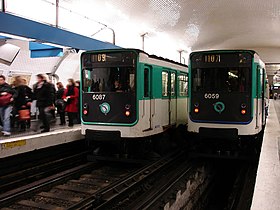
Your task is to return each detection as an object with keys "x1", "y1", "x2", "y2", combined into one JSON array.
[
  {"x1": 188, "y1": 51, "x2": 254, "y2": 140},
  {"x1": 81, "y1": 50, "x2": 137, "y2": 141}
]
